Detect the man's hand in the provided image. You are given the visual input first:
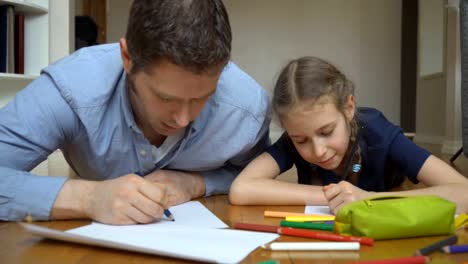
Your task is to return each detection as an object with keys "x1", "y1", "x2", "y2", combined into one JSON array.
[
  {"x1": 144, "y1": 170, "x2": 206, "y2": 207},
  {"x1": 52, "y1": 174, "x2": 169, "y2": 225},
  {"x1": 322, "y1": 181, "x2": 374, "y2": 215}
]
